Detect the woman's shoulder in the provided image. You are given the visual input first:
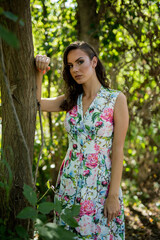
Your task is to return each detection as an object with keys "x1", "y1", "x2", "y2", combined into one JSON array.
[
  {"x1": 104, "y1": 86, "x2": 126, "y2": 96},
  {"x1": 101, "y1": 86, "x2": 122, "y2": 97},
  {"x1": 101, "y1": 86, "x2": 127, "y2": 106}
]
